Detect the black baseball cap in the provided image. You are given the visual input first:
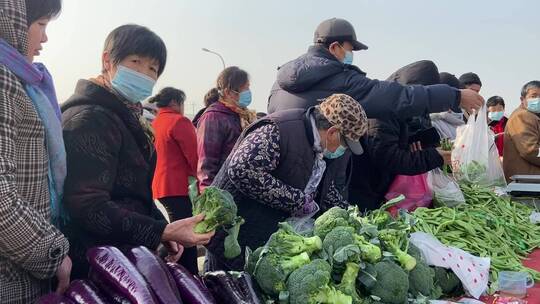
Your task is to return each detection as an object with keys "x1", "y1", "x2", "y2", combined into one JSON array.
[{"x1": 314, "y1": 18, "x2": 368, "y2": 51}]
